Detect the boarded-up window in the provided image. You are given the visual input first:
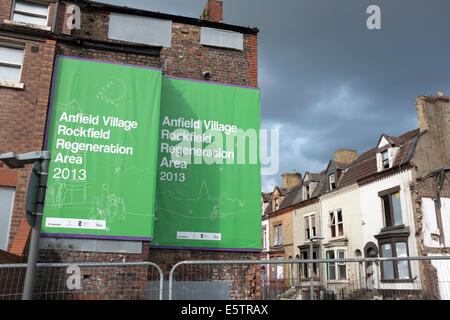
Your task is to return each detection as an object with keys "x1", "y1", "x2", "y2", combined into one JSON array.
[
  {"x1": 108, "y1": 12, "x2": 172, "y2": 48},
  {"x1": 12, "y1": 0, "x2": 49, "y2": 26},
  {"x1": 0, "y1": 187, "x2": 15, "y2": 251},
  {"x1": 200, "y1": 27, "x2": 243, "y2": 50},
  {"x1": 0, "y1": 44, "x2": 24, "y2": 82}
]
